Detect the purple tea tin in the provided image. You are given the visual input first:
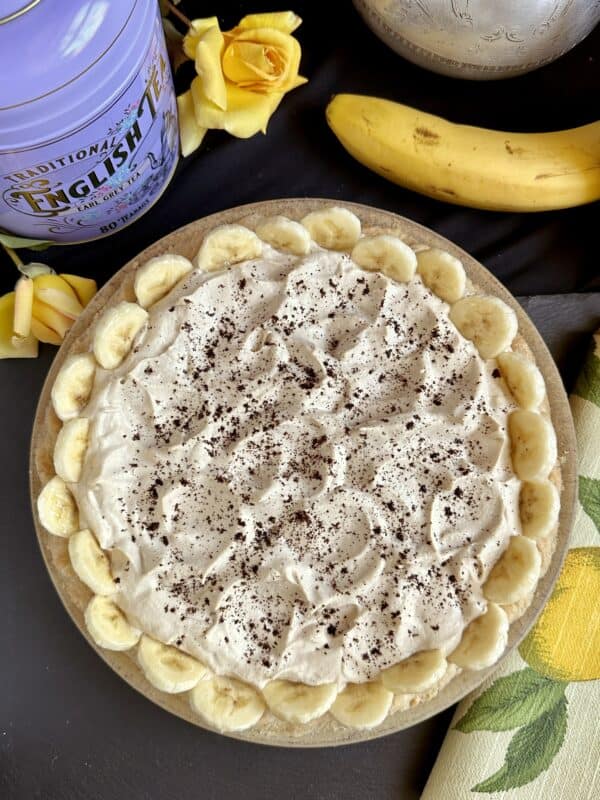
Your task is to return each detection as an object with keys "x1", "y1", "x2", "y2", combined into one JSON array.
[{"x1": 0, "y1": 0, "x2": 179, "y2": 243}]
